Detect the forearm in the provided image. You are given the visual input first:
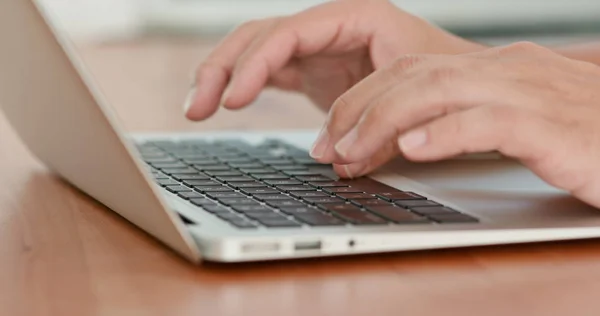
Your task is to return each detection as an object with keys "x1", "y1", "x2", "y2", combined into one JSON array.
[
  {"x1": 553, "y1": 42, "x2": 600, "y2": 65},
  {"x1": 452, "y1": 35, "x2": 600, "y2": 65}
]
